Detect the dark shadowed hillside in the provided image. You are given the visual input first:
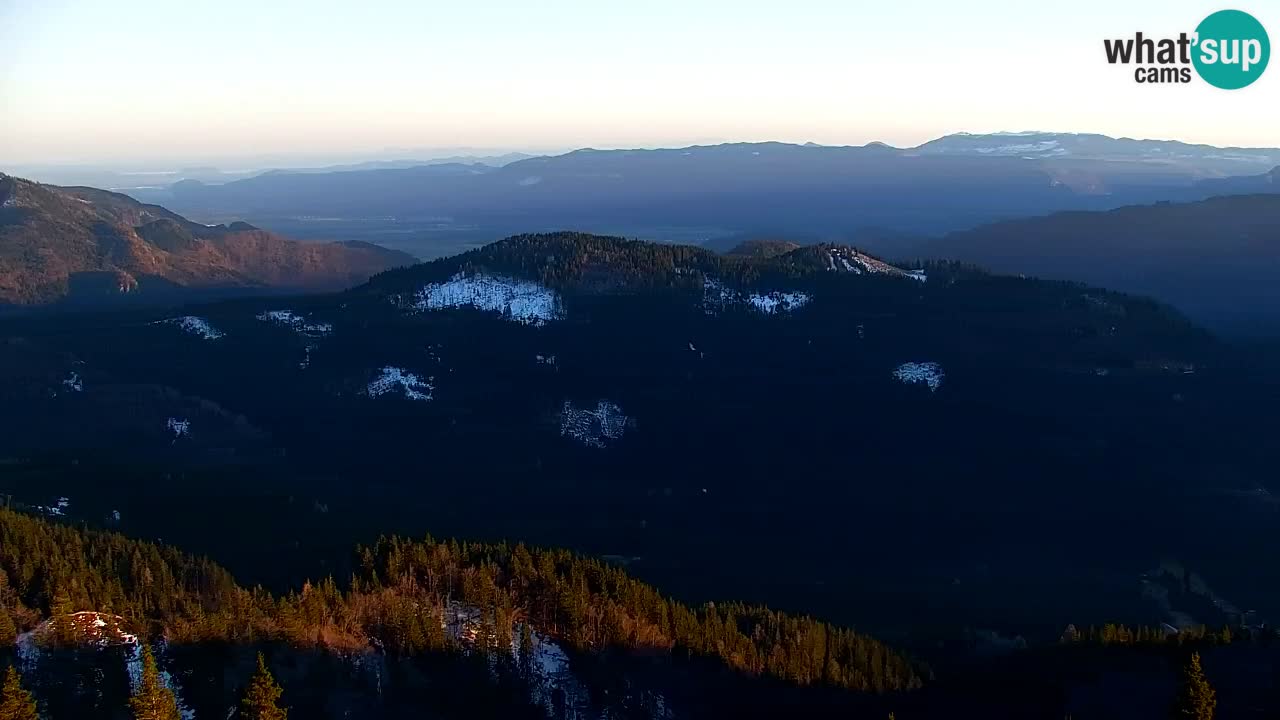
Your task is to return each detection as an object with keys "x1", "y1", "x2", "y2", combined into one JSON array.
[
  {"x1": 7, "y1": 233, "x2": 1280, "y2": 651},
  {"x1": 917, "y1": 194, "x2": 1280, "y2": 335}
]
